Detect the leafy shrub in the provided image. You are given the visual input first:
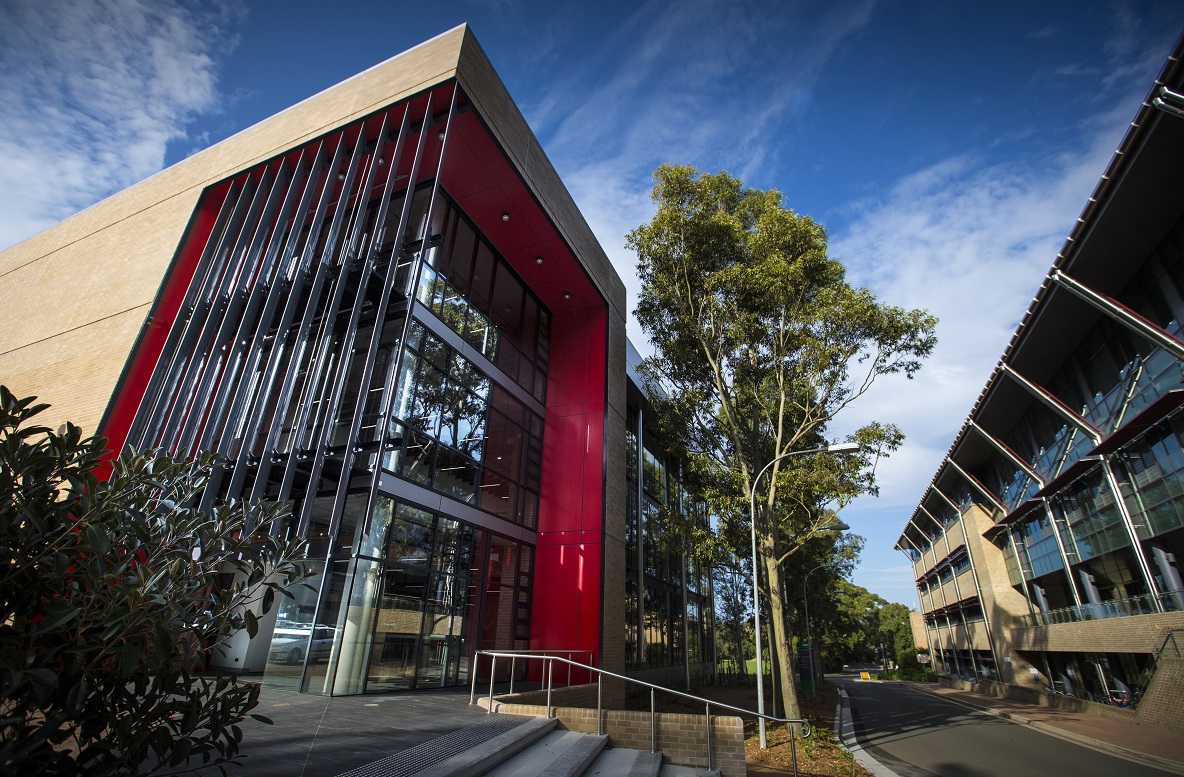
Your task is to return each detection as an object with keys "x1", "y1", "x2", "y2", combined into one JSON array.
[{"x1": 0, "y1": 387, "x2": 308, "y2": 775}]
